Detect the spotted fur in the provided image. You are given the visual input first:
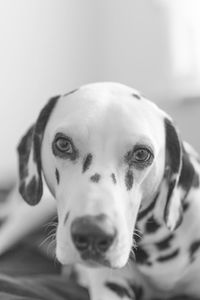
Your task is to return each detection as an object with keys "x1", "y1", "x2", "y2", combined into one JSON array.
[
  {"x1": 111, "y1": 173, "x2": 117, "y2": 184},
  {"x1": 90, "y1": 173, "x2": 101, "y2": 183},
  {"x1": 16, "y1": 83, "x2": 200, "y2": 300},
  {"x1": 125, "y1": 169, "x2": 134, "y2": 191},
  {"x1": 17, "y1": 95, "x2": 59, "y2": 205},
  {"x1": 82, "y1": 154, "x2": 93, "y2": 173},
  {"x1": 145, "y1": 215, "x2": 161, "y2": 234},
  {"x1": 55, "y1": 168, "x2": 60, "y2": 184}
]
